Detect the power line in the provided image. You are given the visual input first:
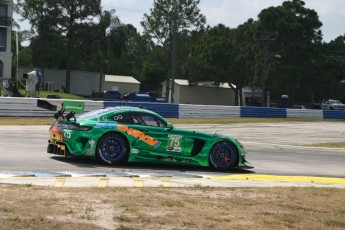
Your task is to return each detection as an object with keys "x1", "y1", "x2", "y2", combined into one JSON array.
[{"x1": 111, "y1": 7, "x2": 146, "y2": 14}]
